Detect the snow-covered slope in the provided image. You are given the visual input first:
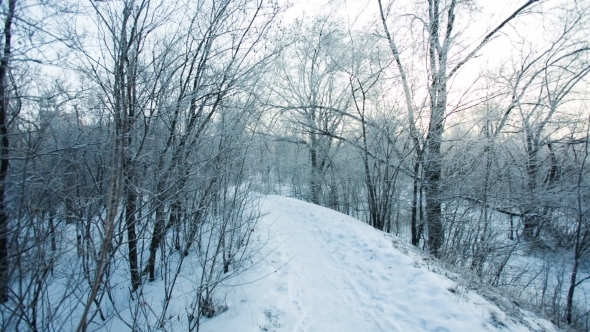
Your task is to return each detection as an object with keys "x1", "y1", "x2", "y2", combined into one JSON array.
[{"x1": 200, "y1": 195, "x2": 559, "y2": 332}]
